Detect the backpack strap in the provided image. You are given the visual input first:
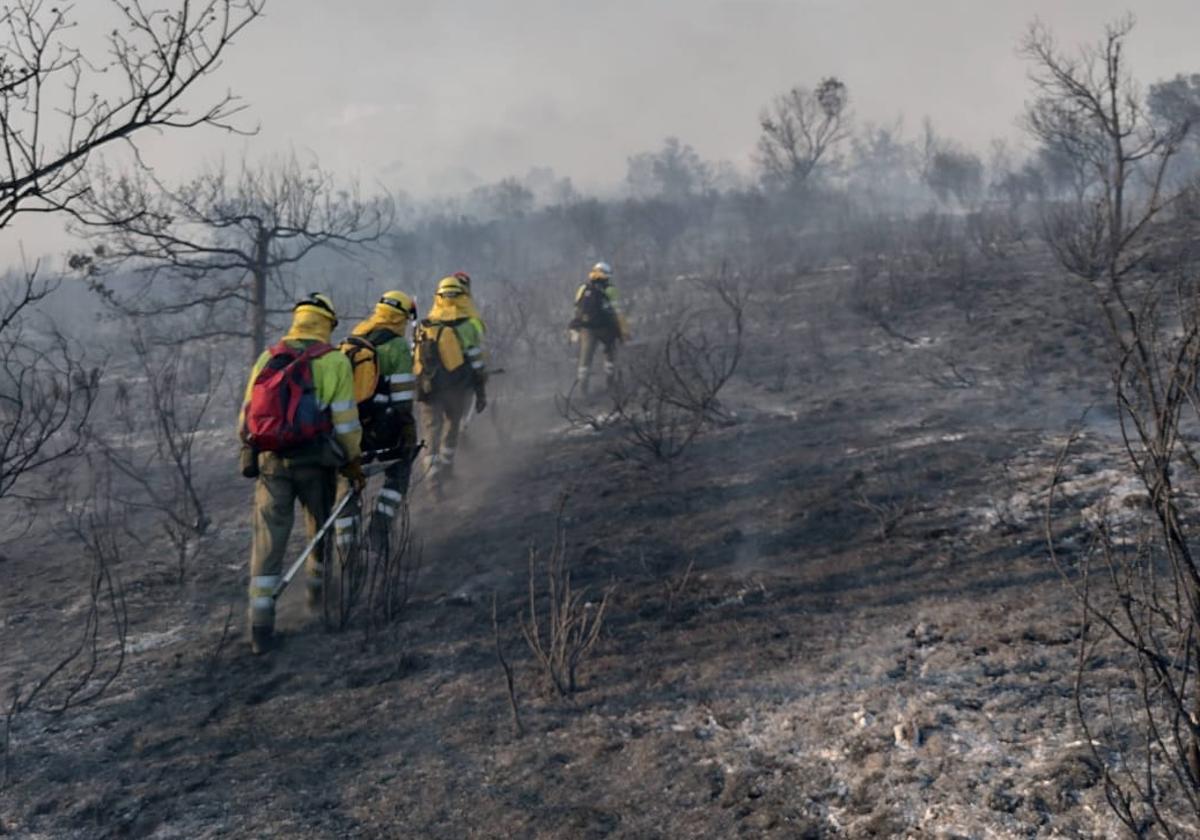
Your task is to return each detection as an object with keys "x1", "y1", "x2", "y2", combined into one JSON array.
[
  {"x1": 343, "y1": 335, "x2": 375, "y2": 354},
  {"x1": 365, "y1": 328, "x2": 398, "y2": 346},
  {"x1": 300, "y1": 341, "x2": 334, "y2": 359},
  {"x1": 267, "y1": 340, "x2": 300, "y2": 359},
  {"x1": 273, "y1": 340, "x2": 333, "y2": 361},
  {"x1": 421, "y1": 322, "x2": 454, "y2": 346},
  {"x1": 261, "y1": 341, "x2": 332, "y2": 379}
]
